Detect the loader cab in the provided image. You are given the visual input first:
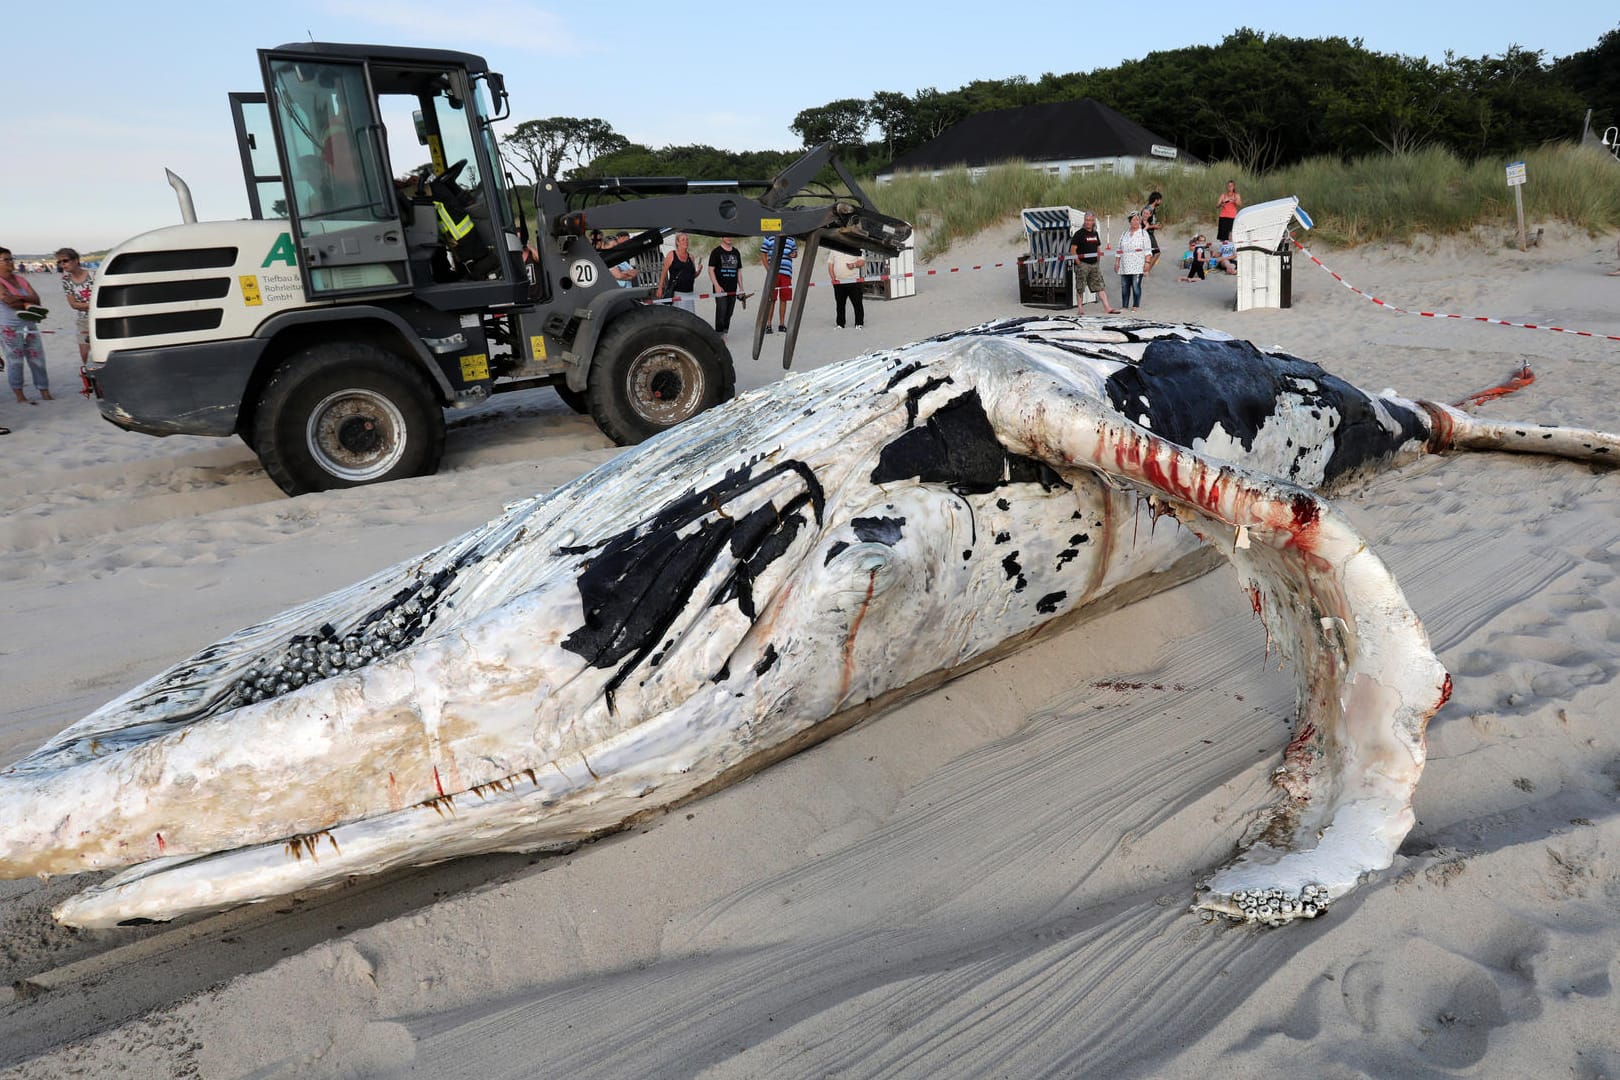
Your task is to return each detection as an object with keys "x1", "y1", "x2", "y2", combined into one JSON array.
[{"x1": 230, "y1": 42, "x2": 526, "y2": 310}]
